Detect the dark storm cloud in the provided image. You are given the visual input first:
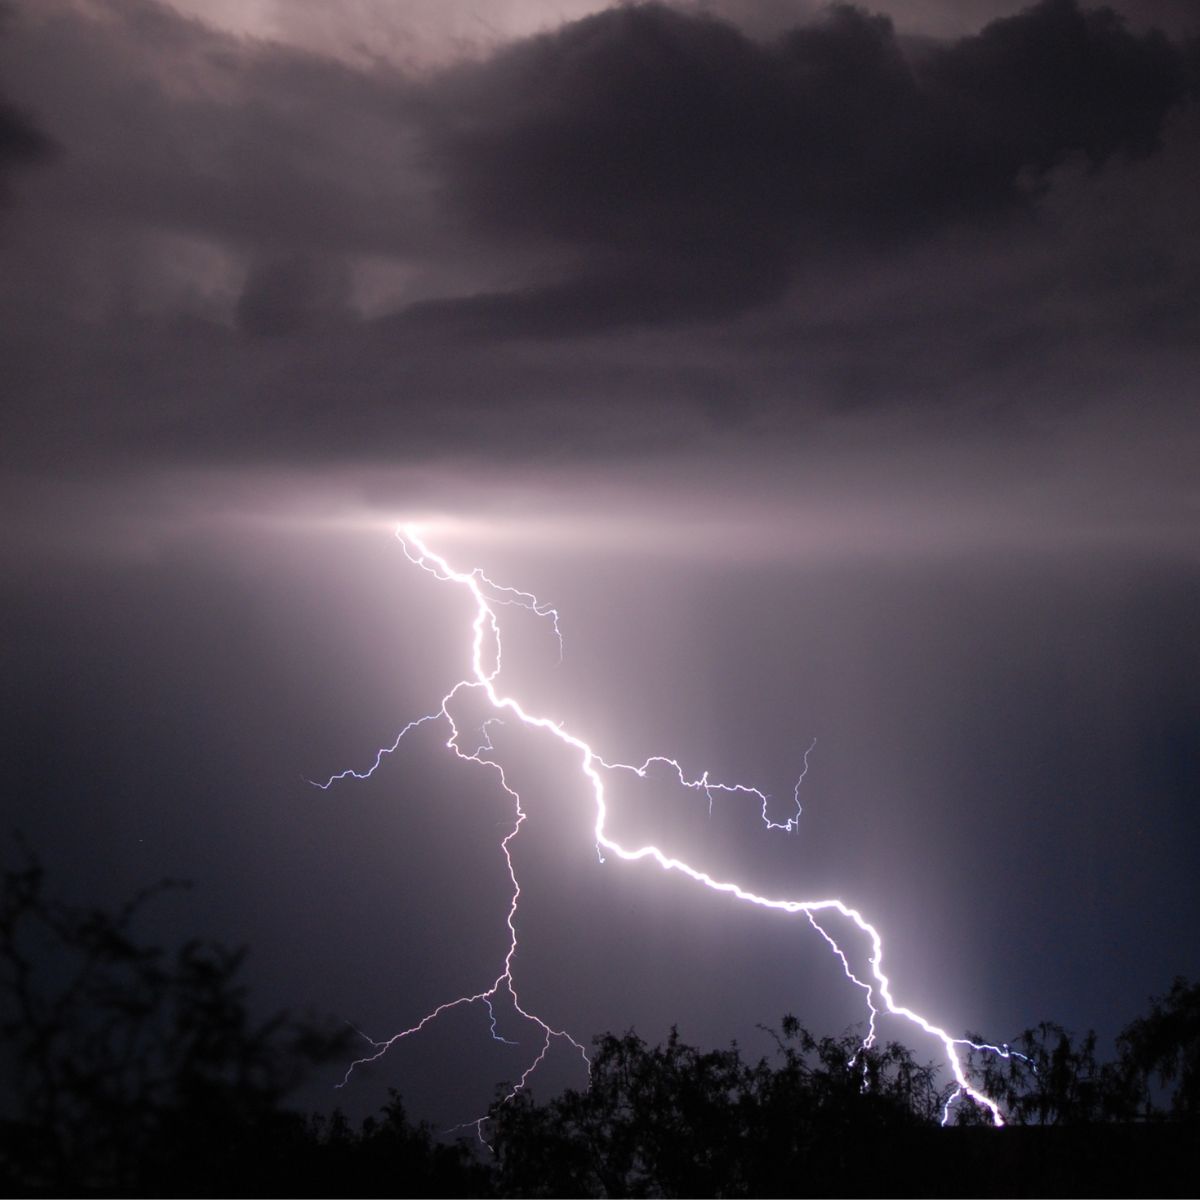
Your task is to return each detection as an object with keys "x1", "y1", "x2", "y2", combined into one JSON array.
[
  {"x1": 0, "y1": 95, "x2": 50, "y2": 200},
  {"x1": 236, "y1": 254, "x2": 355, "y2": 339},
  {"x1": 0, "y1": 9, "x2": 53, "y2": 205},
  {"x1": 419, "y1": 0, "x2": 1190, "y2": 334},
  {"x1": 0, "y1": 0, "x2": 1198, "y2": 478},
  {"x1": 0, "y1": 0, "x2": 440, "y2": 258}
]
